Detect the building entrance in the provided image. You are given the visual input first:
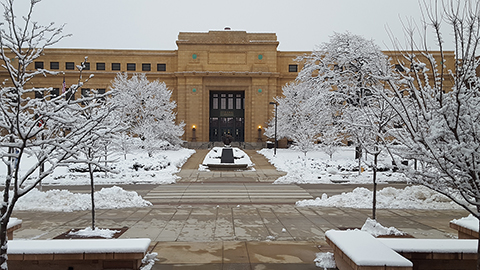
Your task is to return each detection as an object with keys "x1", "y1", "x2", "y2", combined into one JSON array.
[{"x1": 209, "y1": 91, "x2": 245, "y2": 142}]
